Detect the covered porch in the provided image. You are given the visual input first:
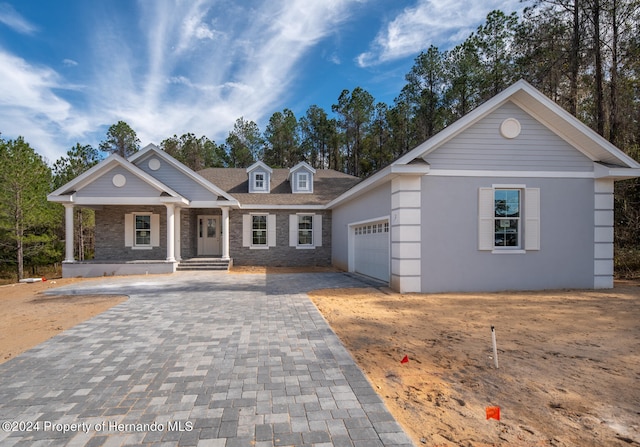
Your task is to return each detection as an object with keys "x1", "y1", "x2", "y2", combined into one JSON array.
[{"x1": 57, "y1": 202, "x2": 233, "y2": 278}]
